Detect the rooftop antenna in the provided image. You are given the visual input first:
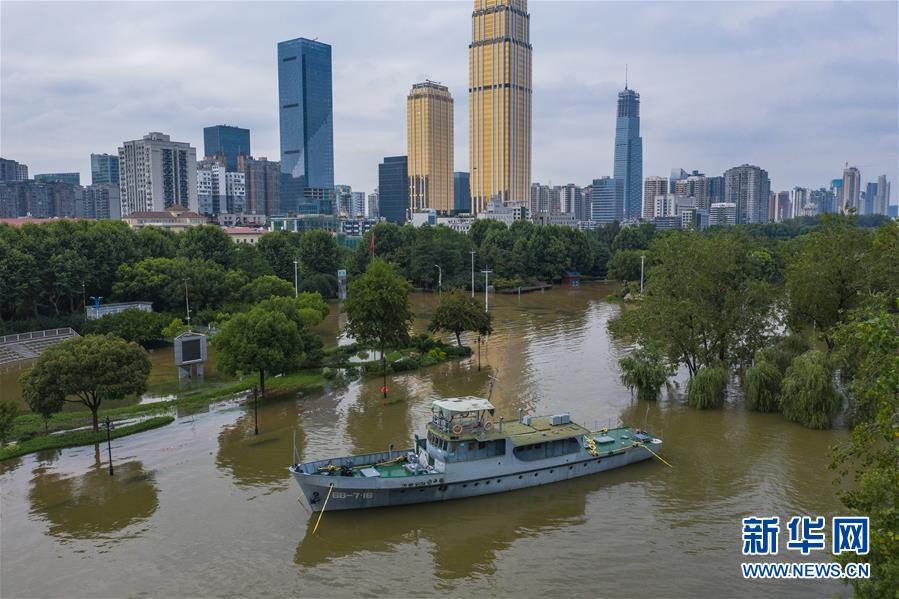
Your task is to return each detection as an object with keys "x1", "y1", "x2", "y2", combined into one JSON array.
[{"x1": 625, "y1": 63, "x2": 628, "y2": 89}]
